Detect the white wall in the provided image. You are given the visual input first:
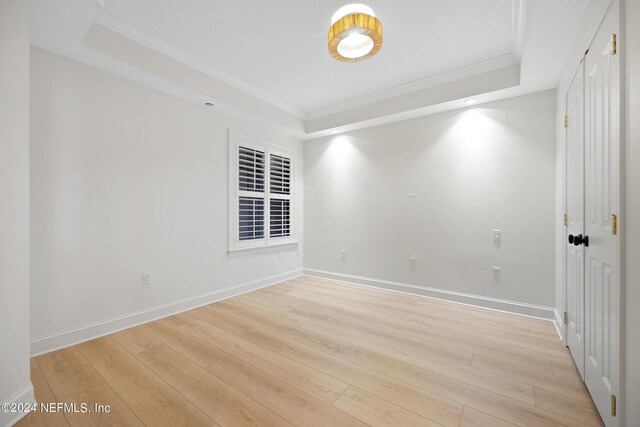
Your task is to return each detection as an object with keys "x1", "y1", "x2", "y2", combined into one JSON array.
[
  {"x1": 29, "y1": 48, "x2": 303, "y2": 354},
  {"x1": 304, "y1": 91, "x2": 556, "y2": 311},
  {"x1": 624, "y1": 0, "x2": 640, "y2": 424},
  {"x1": 0, "y1": 0, "x2": 35, "y2": 425}
]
